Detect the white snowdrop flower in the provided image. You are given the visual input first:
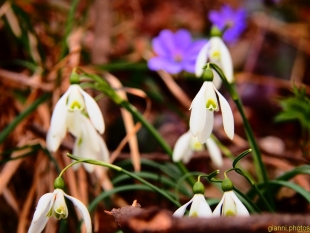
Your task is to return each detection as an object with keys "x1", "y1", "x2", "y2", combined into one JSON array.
[
  {"x1": 213, "y1": 177, "x2": 249, "y2": 217},
  {"x1": 195, "y1": 35, "x2": 233, "y2": 88},
  {"x1": 47, "y1": 84, "x2": 105, "y2": 152},
  {"x1": 28, "y1": 178, "x2": 92, "y2": 233},
  {"x1": 172, "y1": 130, "x2": 223, "y2": 167},
  {"x1": 173, "y1": 181, "x2": 212, "y2": 218},
  {"x1": 189, "y1": 80, "x2": 234, "y2": 144}
]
